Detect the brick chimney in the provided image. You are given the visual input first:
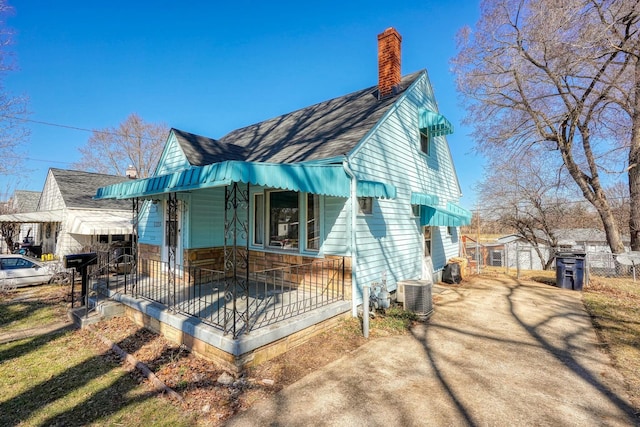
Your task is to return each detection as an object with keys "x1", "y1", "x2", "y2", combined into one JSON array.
[{"x1": 377, "y1": 27, "x2": 402, "y2": 99}]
